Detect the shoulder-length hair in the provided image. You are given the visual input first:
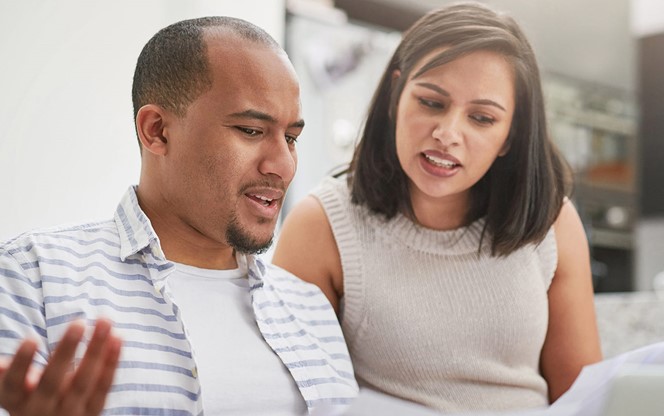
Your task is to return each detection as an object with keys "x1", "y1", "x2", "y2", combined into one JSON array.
[{"x1": 348, "y1": 2, "x2": 571, "y2": 256}]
